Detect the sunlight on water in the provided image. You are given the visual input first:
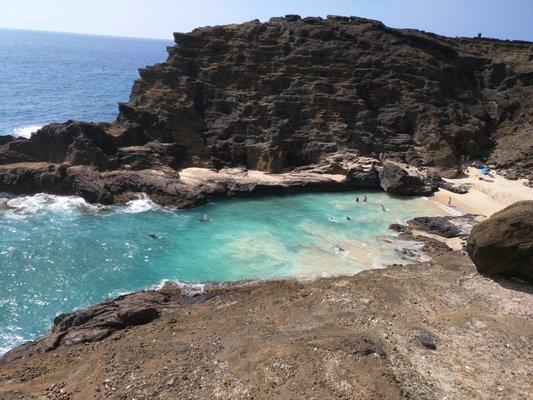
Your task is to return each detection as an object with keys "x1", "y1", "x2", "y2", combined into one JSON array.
[{"x1": 0, "y1": 191, "x2": 448, "y2": 353}]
